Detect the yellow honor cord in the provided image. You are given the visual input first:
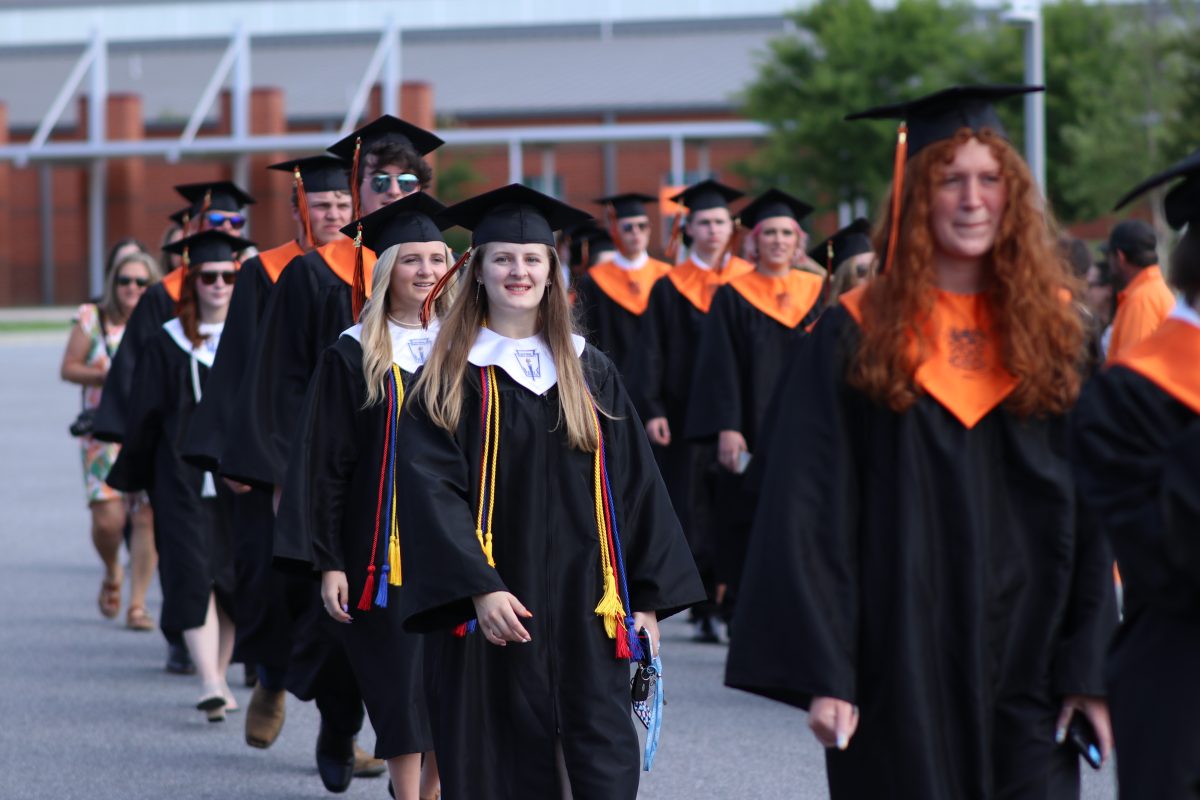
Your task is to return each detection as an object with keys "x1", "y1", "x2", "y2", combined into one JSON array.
[
  {"x1": 387, "y1": 364, "x2": 405, "y2": 586},
  {"x1": 589, "y1": 406, "x2": 625, "y2": 638},
  {"x1": 474, "y1": 366, "x2": 500, "y2": 568}
]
